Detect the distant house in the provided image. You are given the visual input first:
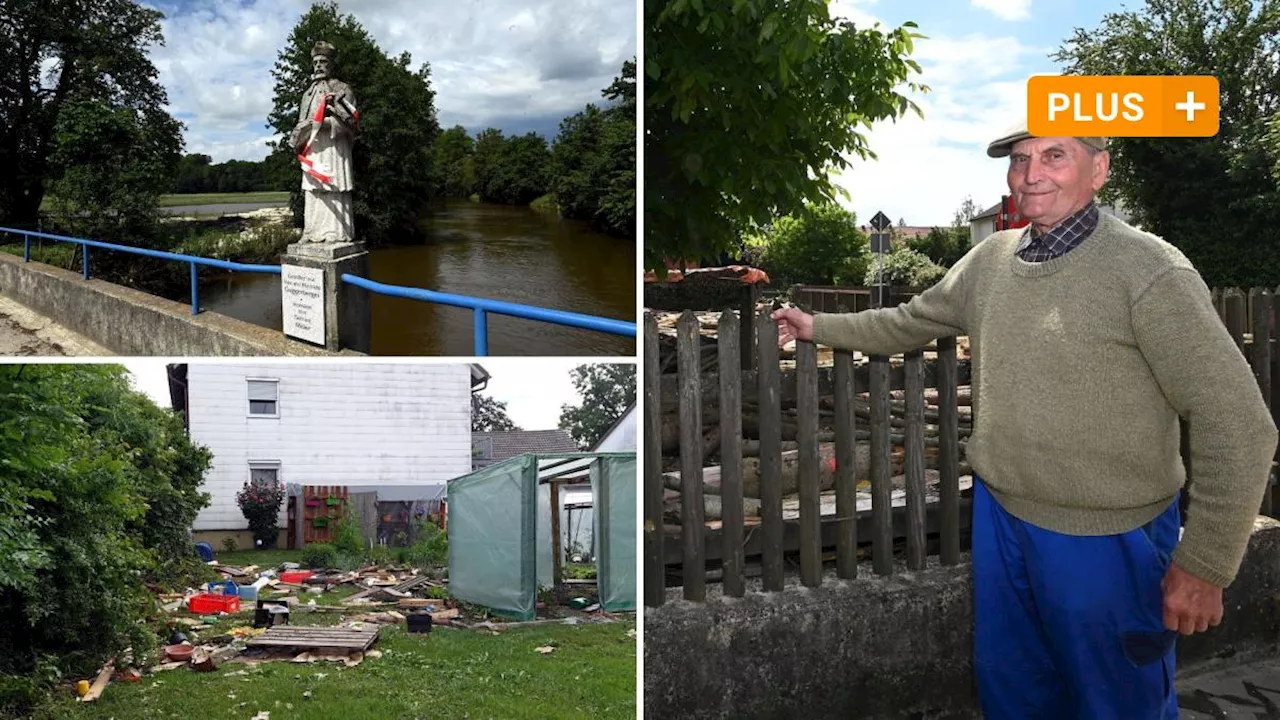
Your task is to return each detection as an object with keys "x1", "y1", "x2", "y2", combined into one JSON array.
[
  {"x1": 169, "y1": 363, "x2": 488, "y2": 548},
  {"x1": 858, "y1": 224, "x2": 936, "y2": 246},
  {"x1": 471, "y1": 429, "x2": 580, "y2": 472}
]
